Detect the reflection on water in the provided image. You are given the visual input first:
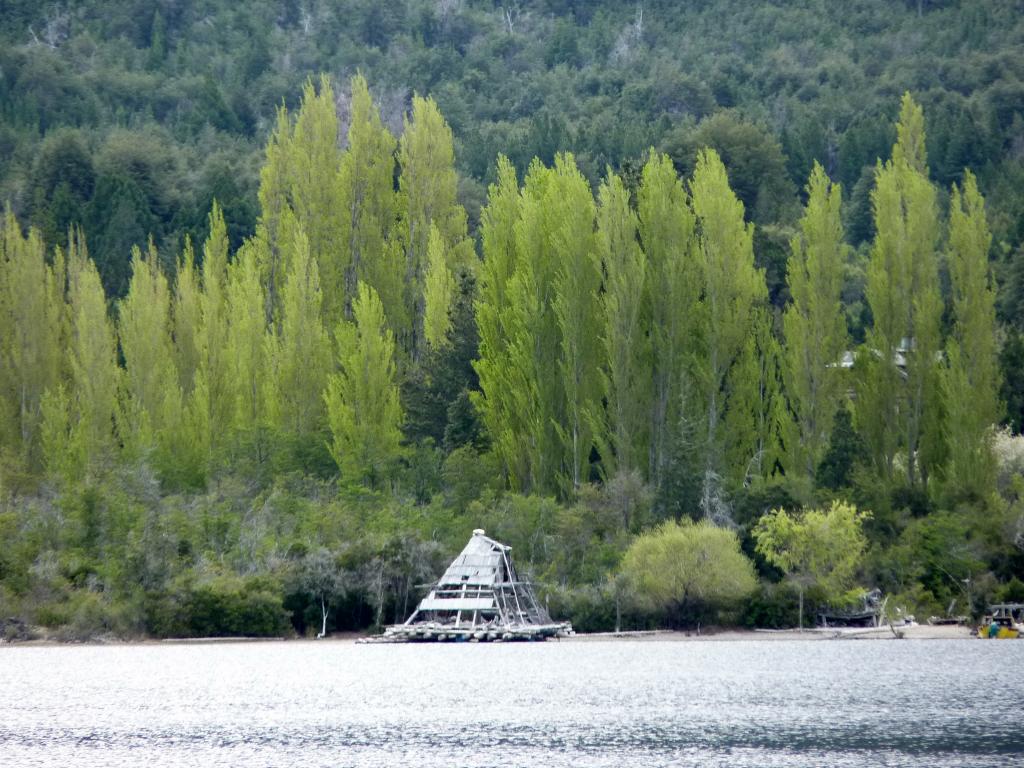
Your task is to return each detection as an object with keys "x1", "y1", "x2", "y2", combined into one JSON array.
[{"x1": 1, "y1": 639, "x2": 1022, "y2": 767}]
